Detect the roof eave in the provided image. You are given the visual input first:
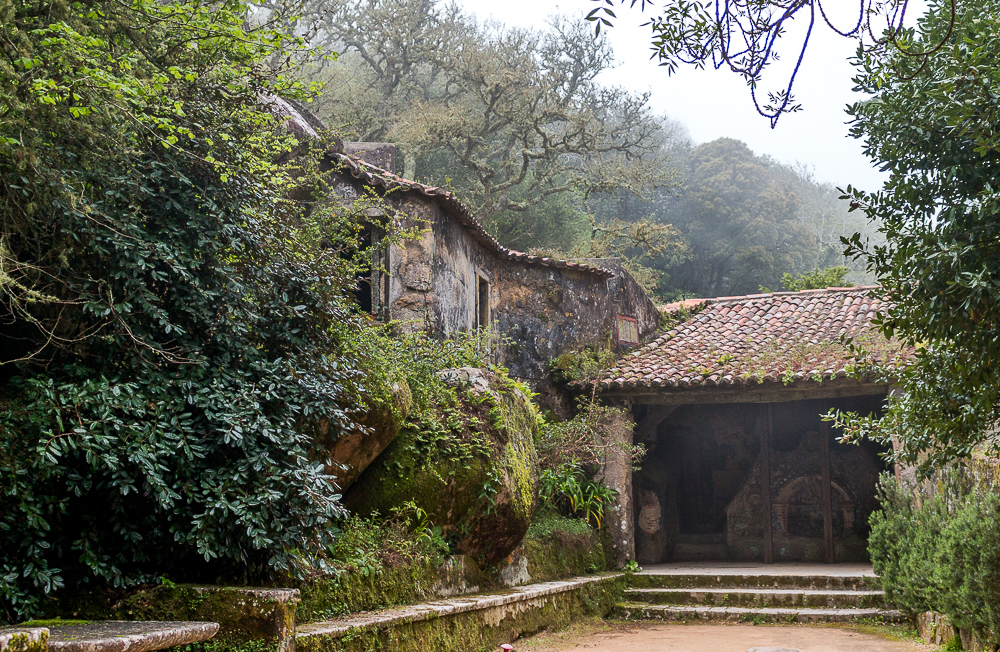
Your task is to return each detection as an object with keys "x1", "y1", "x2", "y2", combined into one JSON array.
[{"x1": 597, "y1": 375, "x2": 896, "y2": 406}]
